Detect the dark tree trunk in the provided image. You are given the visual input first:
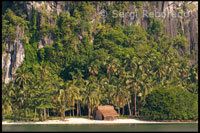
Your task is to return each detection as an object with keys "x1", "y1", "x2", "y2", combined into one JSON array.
[
  {"x1": 19, "y1": 105, "x2": 21, "y2": 120},
  {"x1": 13, "y1": 109, "x2": 17, "y2": 120},
  {"x1": 70, "y1": 110, "x2": 71, "y2": 117},
  {"x1": 91, "y1": 105, "x2": 93, "y2": 116},
  {"x1": 131, "y1": 93, "x2": 134, "y2": 115},
  {"x1": 57, "y1": 109, "x2": 58, "y2": 117},
  {"x1": 143, "y1": 95, "x2": 146, "y2": 104},
  {"x1": 79, "y1": 103, "x2": 82, "y2": 116},
  {"x1": 122, "y1": 106, "x2": 124, "y2": 116},
  {"x1": 24, "y1": 103, "x2": 26, "y2": 118}
]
